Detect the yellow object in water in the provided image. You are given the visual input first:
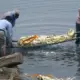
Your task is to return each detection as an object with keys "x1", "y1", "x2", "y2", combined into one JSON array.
[
  {"x1": 37, "y1": 75, "x2": 54, "y2": 80},
  {"x1": 23, "y1": 35, "x2": 38, "y2": 44},
  {"x1": 18, "y1": 29, "x2": 76, "y2": 47},
  {"x1": 18, "y1": 35, "x2": 38, "y2": 46},
  {"x1": 67, "y1": 29, "x2": 75, "y2": 37}
]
